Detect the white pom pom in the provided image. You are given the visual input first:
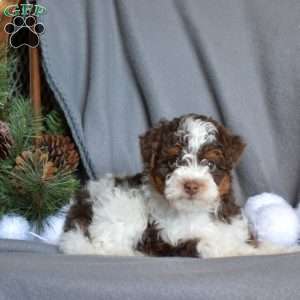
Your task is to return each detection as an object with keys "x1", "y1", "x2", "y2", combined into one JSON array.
[
  {"x1": 40, "y1": 207, "x2": 68, "y2": 245},
  {"x1": 244, "y1": 193, "x2": 299, "y2": 246},
  {"x1": 295, "y1": 202, "x2": 300, "y2": 218},
  {"x1": 255, "y1": 204, "x2": 299, "y2": 246},
  {"x1": 244, "y1": 193, "x2": 289, "y2": 225},
  {"x1": 0, "y1": 214, "x2": 31, "y2": 240}
]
